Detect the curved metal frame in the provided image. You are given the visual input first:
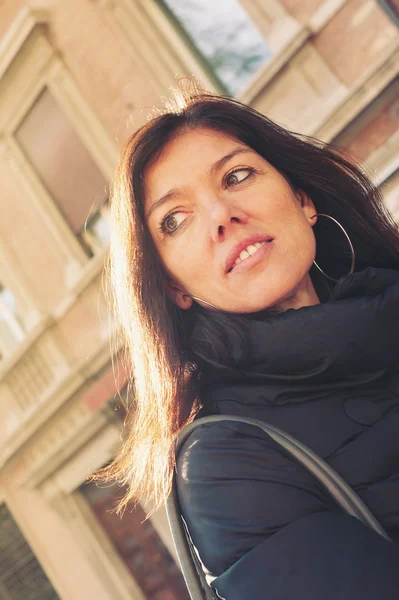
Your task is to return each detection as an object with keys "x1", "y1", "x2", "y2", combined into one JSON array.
[{"x1": 311, "y1": 213, "x2": 356, "y2": 282}]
